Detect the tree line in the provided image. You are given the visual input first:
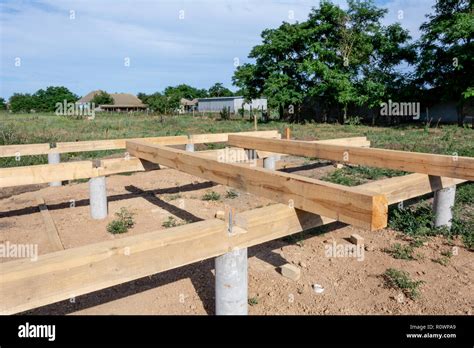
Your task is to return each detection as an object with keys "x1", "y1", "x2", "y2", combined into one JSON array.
[
  {"x1": 3, "y1": 83, "x2": 236, "y2": 114},
  {"x1": 232, "y1": 0, "x2": 472, "y2": 124}
]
